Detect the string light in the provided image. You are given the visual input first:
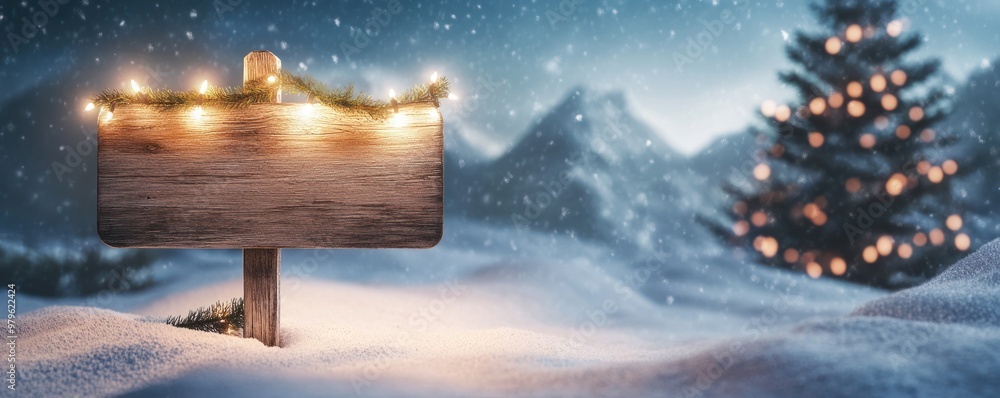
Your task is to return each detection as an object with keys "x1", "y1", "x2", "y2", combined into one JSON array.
[
  {"x1": 845, "y1": 24, "x2": 863, "y2": 42},
  {"x1": 929, "y1": 228, "x2": 945, "y2": 246},
  {"x1": 733, "y1": 220, "x2": 750, "y2": 236},
  {"x1": 758, "y1": 236, "x2": 779, "y2": 258},
  {"x1": 955, "y1": 233, "x2": 971, "y2": 251},
  {"x1": 825, "y1": 37, "x2": 842, "y2": 54},
  {"x1": 753, "y1": 164, "x2": 771, "y2": 180},
  {"x1": 774, "y1": 105, "x2": 791, "y2": 122},
  {"x1": 751, "y1": 211, "x2": 768, "y2": 227},
  {"x1": 859, "y1": 133, "x2": 876, "y2": 149},
  {"x1": 389, "y1": 89, "x2": 399, "y2": 113},
  {"x1": 895, "y1": 125, "x2": 911, "y2": 139},
  {"x1": 890, "y1": 70, "x2": 907, "y2": 86},
  {"x1": 886, "y1": 20, "x2": 904, "y2": 37},
  {"x1": 267, "y1": 75, "x2": 277, "y2": 84},
  {"x1": 870, "y1": 74, "x2": 887, "y2": 92},
  {"x1": 809, "y1": 98, "x2": 827, "y2": 115},
  {"x1": 863, "y1": 246, "x2": 878, "y2": 263},
  {"x1": 760, "y1": 100, "x2": 777, "y2": 117},
  {"x1": 809, "y1": 132, "x2": 825, "y2": 148},
  {"x1": 448, "y1": 93, "x2": 459, "y2": 100},
  {"x1": 830, "y1": 257, "x2": 847, "y2": 276},
  {"x1": 847, "y1": 100, "x2": 866, "y2": 117},
  {"x1": 828, "y1": 93, "x2": 844, "y2": 108},
  {"x1": 946, "y1": 214, "x2": 963, "y2": 231},
  {"x1": 885, "y1": 173, "x2": 907, "y2": 196},
  {"x1": 942, "y1": 160, "x2": 958, "y2": 175},
  {"x1": 927, "y1": 166, "x2": 944, "y2": 183},
  {"x1": 909, "y1": 107, "x2": 925, "y2": 122},
  {"x1": 897, "y1": 243, "x2": 913, "y2": 259},
  {"x1": 913, "y1": 232, "x2": 927, "y2": 247},
  {"x1": 430, "y1": 71, "x2": 439, "y2": 83},
  {"x1": 919, "y1": 129, "x2": 935, "y2": 143},
  {"x1": 845, "y1": 177, "x2": 862, "y2": 193},
  {"x1": 131, "y1": 79, "x2": 142, "y2": 94},
  {"x1": 85, "y1": 102, "x2": 95, "y2": 112},
  {"x1": 847, "y1": 81, "x2": 864, "y2": 98},
  {"x1": 783, "y1": 248, "x2": 799, "y2": 263},
  {"x1": 876, "y1": 235, "x2": 894, "y2": 256},
  {"x1": 881, "y1": 94, "x2": 898, "y2": 111},
  {"x1": 199, "y1": 80, "x2": 209, "y2": 95},
  {"x1": 192, "y1": 106, "x2": 204, "y2": 119},
  {"x1": 806, "y1": 262, "x2": 823, "y2": 279},
  {"x1": 916, "y1": 161, "x2": 932, "y2": 175}
]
